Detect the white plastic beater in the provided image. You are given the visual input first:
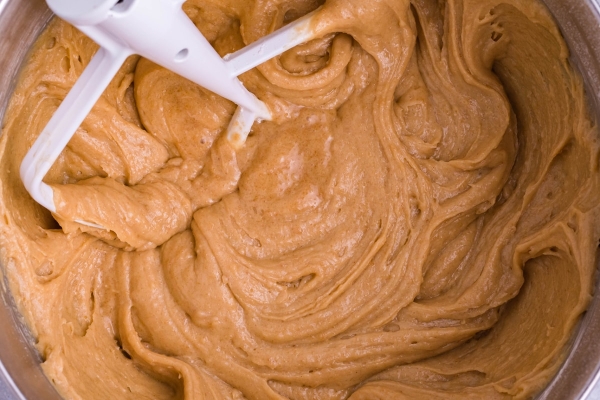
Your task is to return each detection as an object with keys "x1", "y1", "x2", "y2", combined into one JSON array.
[{"x1": 20, "y1": 0, "x2": 318, "y2": 228}]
